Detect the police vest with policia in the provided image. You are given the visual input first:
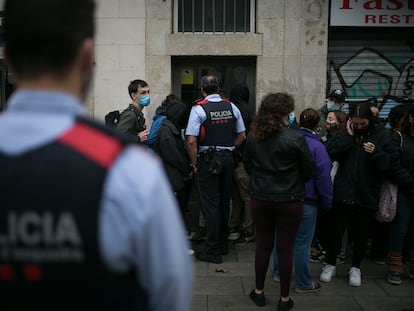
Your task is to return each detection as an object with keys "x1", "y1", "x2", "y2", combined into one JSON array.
[{"x1": 185, "y1": 75, "x2": 246, "y2": 264}]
